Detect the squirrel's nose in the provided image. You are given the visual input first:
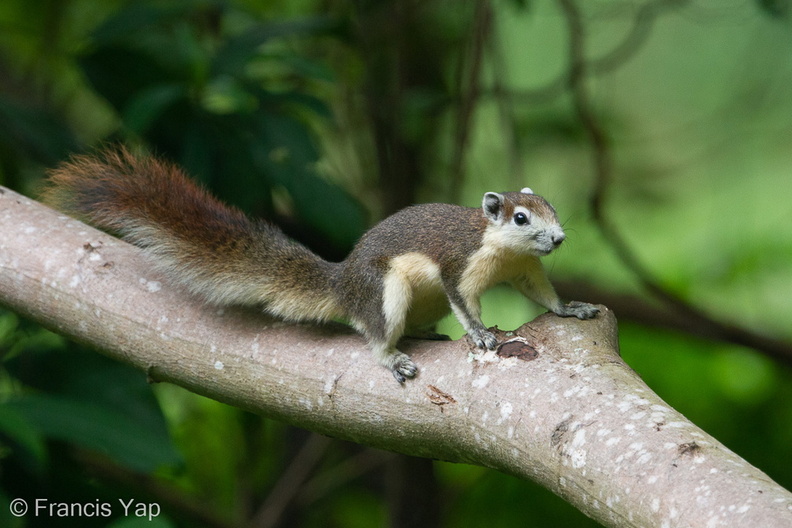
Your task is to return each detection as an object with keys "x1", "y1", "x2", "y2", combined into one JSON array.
[{"x1": 551, "y1": 232, "x2": 566, "y2": 247}]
